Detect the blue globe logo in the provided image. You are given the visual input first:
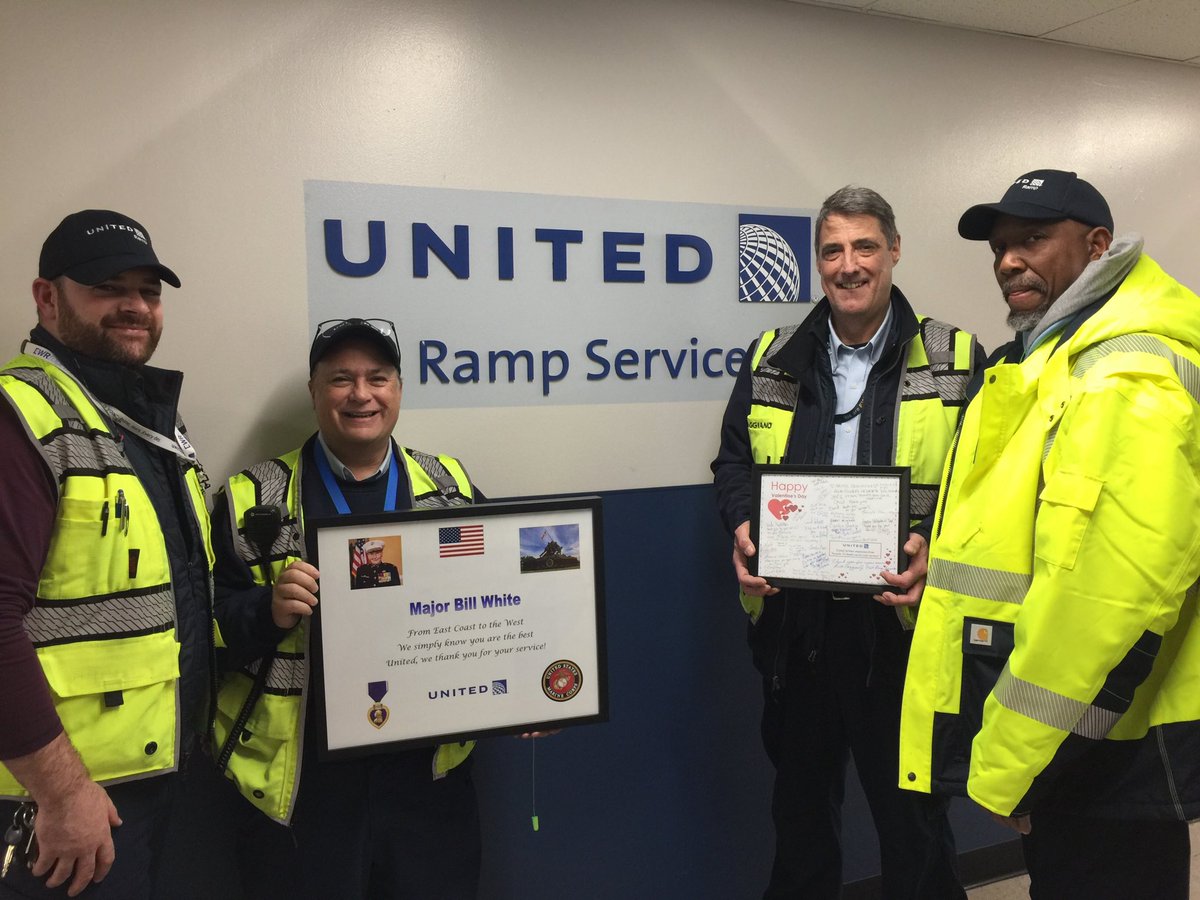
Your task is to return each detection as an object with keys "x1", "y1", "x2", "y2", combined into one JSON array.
[{"x1": 739, "y1": 223, "x2": 802, "y2": 303}]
